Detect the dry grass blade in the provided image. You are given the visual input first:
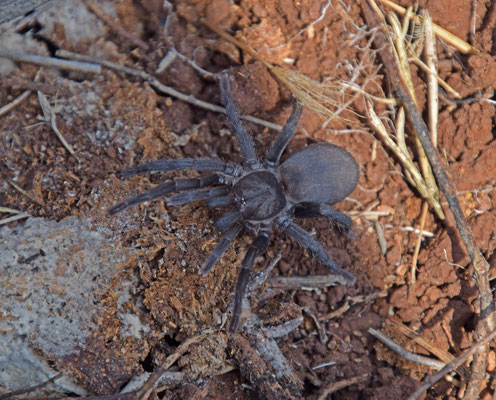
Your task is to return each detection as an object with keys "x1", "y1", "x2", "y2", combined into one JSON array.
[
  {"x1": 270, "y1": 66, "x2": 352, "y2": 121},
  {"x1": 0, "y1": 206, "x2": 22, "y2": 214},
  {"x1": 366, "y1": 102, "x2": 444, "y2": 219},
  {"x1": 37, "y1": 91, "x2": 79, "y2": 162},
  {"x1": 9, "y1": 180, "x2": 42, "y2": 205},
  {"x1": 0, "y1": 89, "x2": 31, "y2": 117},
  {"x1": 376, "y1": 0, "x2": 480, "y2": 55}
]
